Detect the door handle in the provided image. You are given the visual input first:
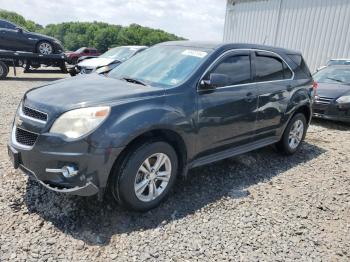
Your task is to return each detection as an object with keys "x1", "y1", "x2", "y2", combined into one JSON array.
[{"x1": 245, "y1": 92, "x2": 254, "y2": 102}]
